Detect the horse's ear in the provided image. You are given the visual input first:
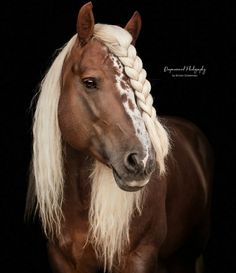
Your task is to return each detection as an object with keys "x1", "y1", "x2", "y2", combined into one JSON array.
[
  {"x1": 76, "y1": 2, "x2": 94, "y2": 46},
  {"x1": 124, "y1": 11, "x2": 142, "y2": 45}
]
